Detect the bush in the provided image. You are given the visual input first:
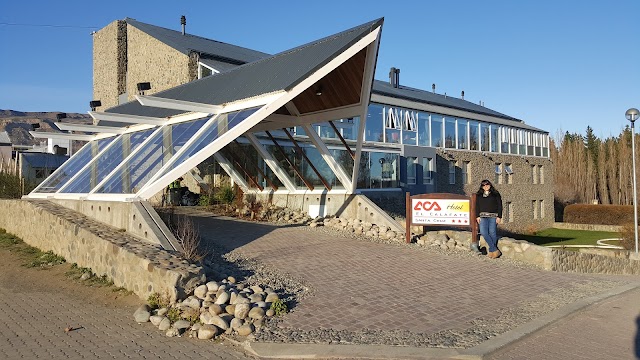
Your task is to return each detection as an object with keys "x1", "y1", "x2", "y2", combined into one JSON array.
[
  {"x1": 618, "y1": 222, "x2": 636, "y2": 250},
  {"x1": 564, "y1": 204, "x2": 634, "y2": 225},
  {"x1": 216, "y1": 185, "x2": 235, "y2": 205}
]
